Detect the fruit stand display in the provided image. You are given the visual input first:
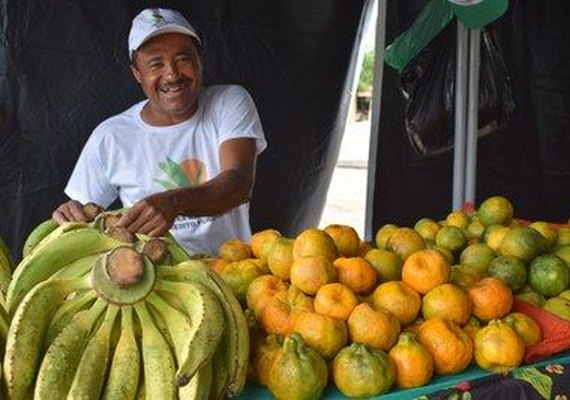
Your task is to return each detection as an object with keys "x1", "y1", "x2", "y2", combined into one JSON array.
[
  {"x1": 0, "y1": 196, "x2": 570, "y2": 399},
  {"x1": 214, "y1": 195, "x2": 570, "y2": 399}
]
